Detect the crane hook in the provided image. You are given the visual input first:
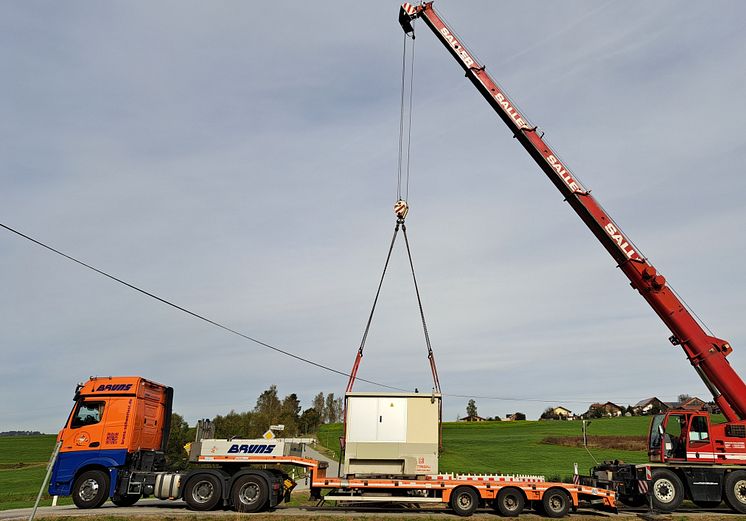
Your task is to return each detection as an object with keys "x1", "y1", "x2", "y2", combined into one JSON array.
[{"x1": 394, "y1": 199, "x2": 409, "y2": 221}]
